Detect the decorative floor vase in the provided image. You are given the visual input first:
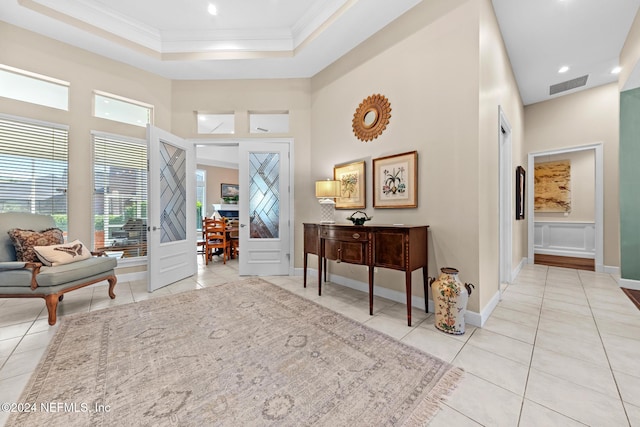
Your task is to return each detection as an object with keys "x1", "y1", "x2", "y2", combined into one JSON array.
[{"x1": 430, "y1": 267, "x2": 473, "y2": 335}]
